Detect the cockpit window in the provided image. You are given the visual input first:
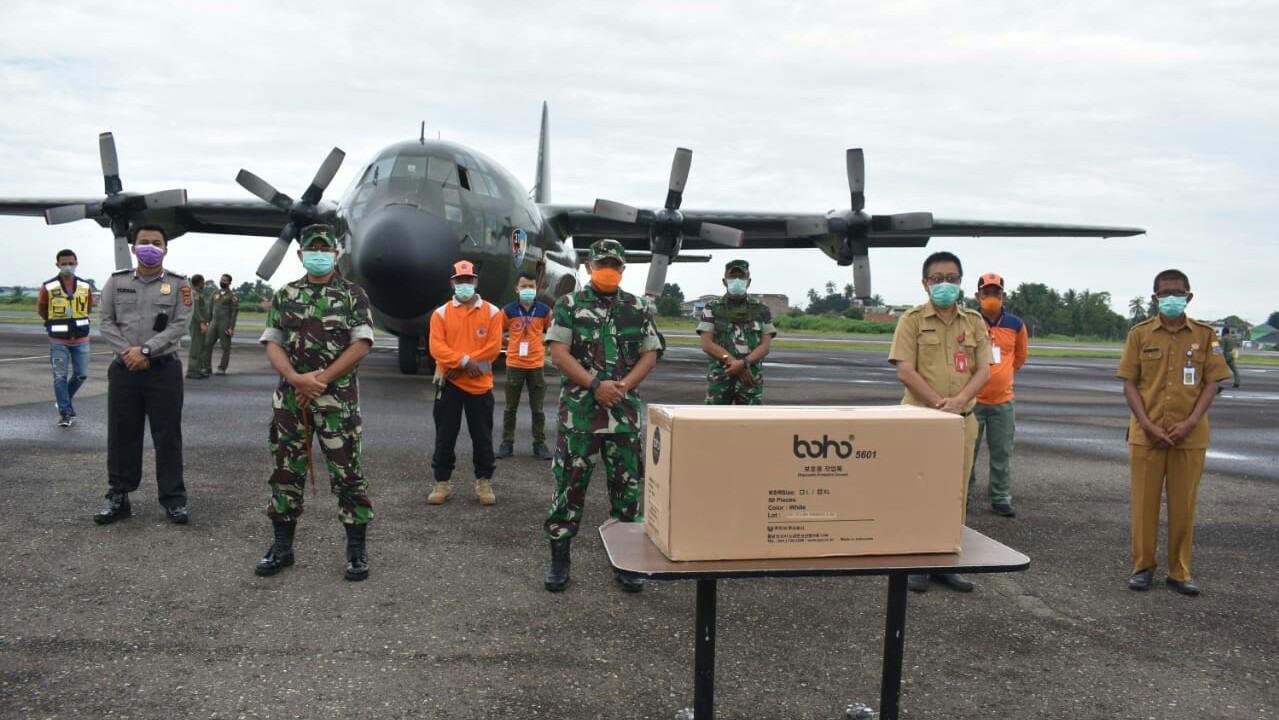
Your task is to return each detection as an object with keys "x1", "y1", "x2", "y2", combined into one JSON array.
[
  {"x1": 427, "y1": 156, "x2": 458, "y2": 185},
  {"x1": 392, "y1": 156, "x2": 427, "y2": 180},
  {"x1": 365, "y1": 157, "x2": 394, "y2": 185}
]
